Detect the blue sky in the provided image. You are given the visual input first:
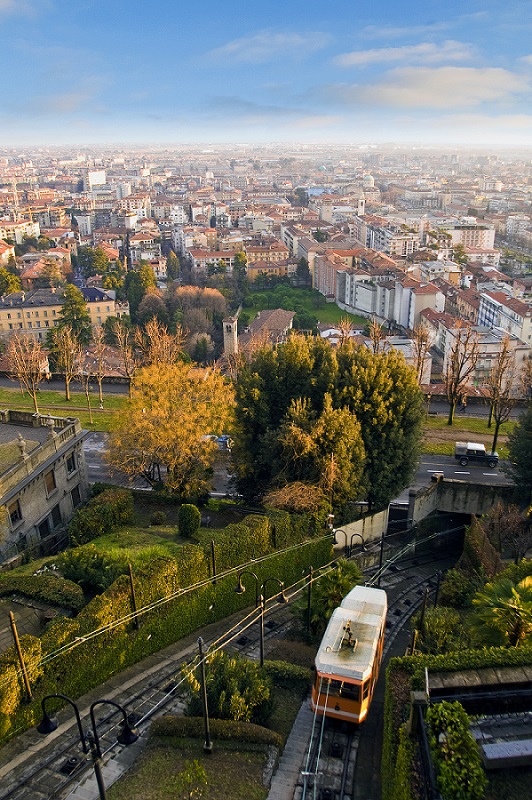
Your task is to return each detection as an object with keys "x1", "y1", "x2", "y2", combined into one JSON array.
[{"x1": 1, "y1": 0, "x2": 531, "y2": 148}]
